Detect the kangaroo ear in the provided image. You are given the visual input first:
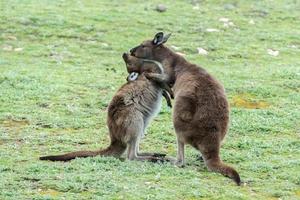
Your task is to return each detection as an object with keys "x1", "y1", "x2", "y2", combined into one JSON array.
[
  {"x1": 153, "y1": 32, "x2": 164, "y2": 45},
  {"x1": 162, "y1": 33, "x2": 171, "y2": 44},
  {"x1": 153, "y1": 32, "x2": 171, "y2": 45}
]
